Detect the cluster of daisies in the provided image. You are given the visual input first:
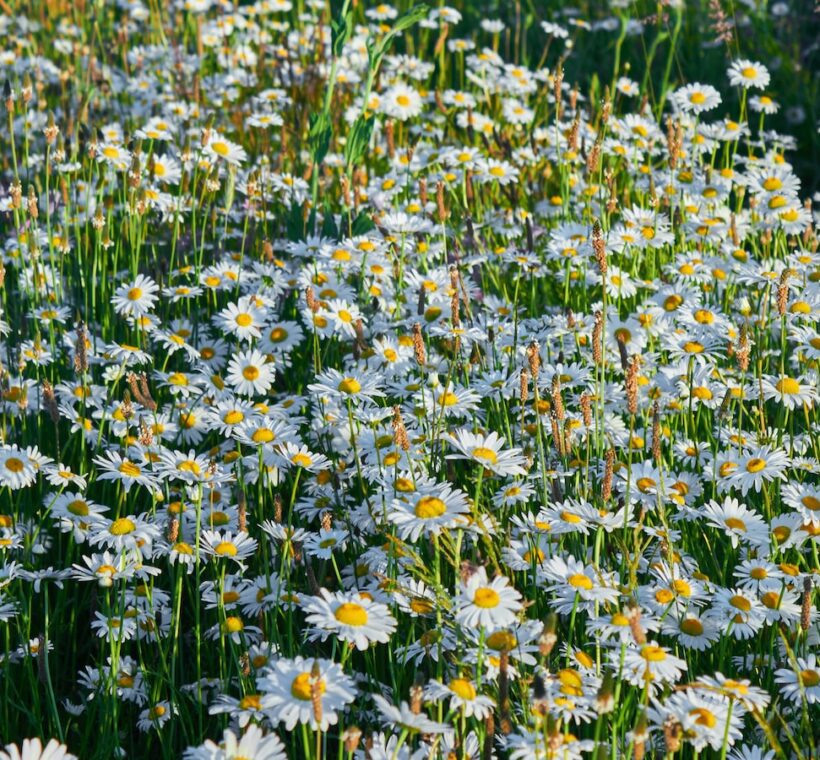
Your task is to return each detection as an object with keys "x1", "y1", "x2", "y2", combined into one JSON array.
[{"x1": 0, "y1": 0, "x2": 818, "y2": 758}]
